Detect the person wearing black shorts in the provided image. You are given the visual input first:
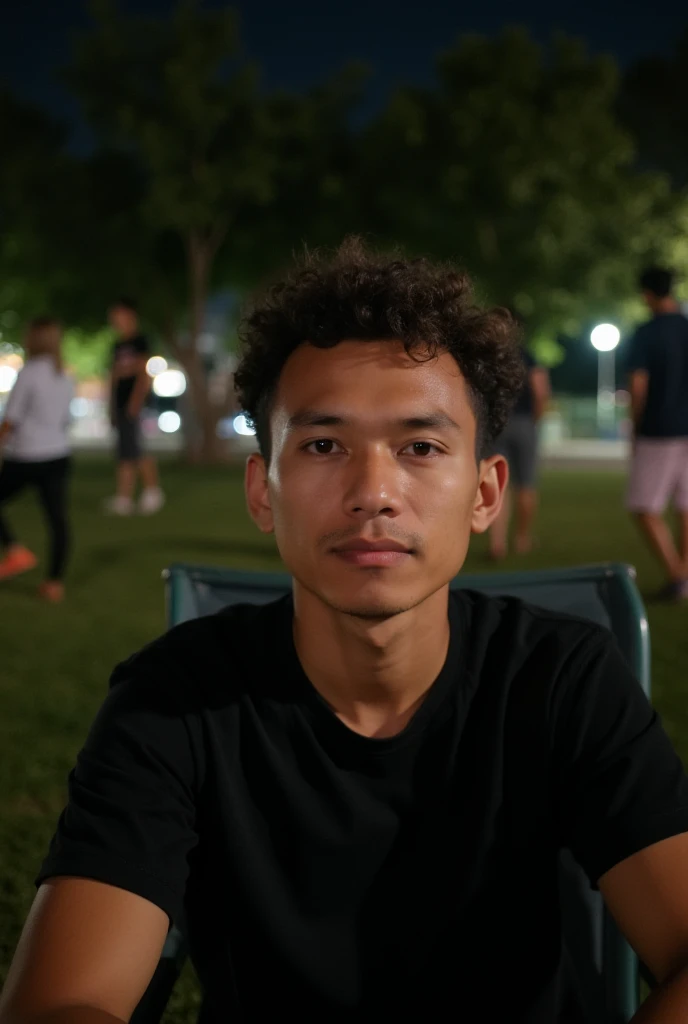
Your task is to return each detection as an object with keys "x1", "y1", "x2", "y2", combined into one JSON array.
[
  {"x1": 489, "y1": 336, "x2": 550, "y2": 559},
  {"x1": 105, "y1": 298, "x2": 164, "y2": 516}
]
